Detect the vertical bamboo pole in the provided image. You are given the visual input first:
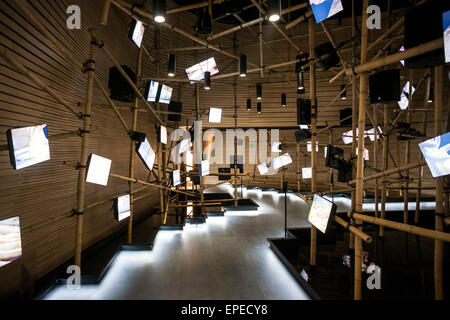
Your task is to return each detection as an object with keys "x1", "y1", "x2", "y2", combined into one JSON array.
[
  {"x1": 354, "y1": 0, "x2": 369, "y2": 300},
  {"x1": 403, "y1": 72, "x2": 413, "y2": 224},
  {"x1": 380, "y1": 105, "x2": 389, "y2": 237},
  {"x1": 297, "y1": 143, "x2": 301, "y2": 193},
  {"x1": 374, "y1": 107, "x2": 379, "y2": 218},
  {"x1": 195, "y1": 84, "x2": 206, "y2": 216},
  {"x1": 234, "y1": 36, "x2": 239, "y2": 207},
  {"x1": 74, "y1": 33, "x2": 97, "y2": 267},
  {"x1": 127, "y1": 46, "x2": 143, "y2": 243},
  {"x1": 101, "y1": 0, "x2": 112, "y2": 26},
  {"x1": 434, "y1": 65, "x2": 444, "y2": 300},
  {"x1": 349, "y1": 0, "x2": 357, "y2": 250},
  {"x1": 329, "y1": 130, "x2": 333, "y2": 193},
  {"x1": 309, "y1": 16, "x2": 317, "y2": 266},
  {"x1": 259, "y1": 0, "x2": 264, "y2": 77}
]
